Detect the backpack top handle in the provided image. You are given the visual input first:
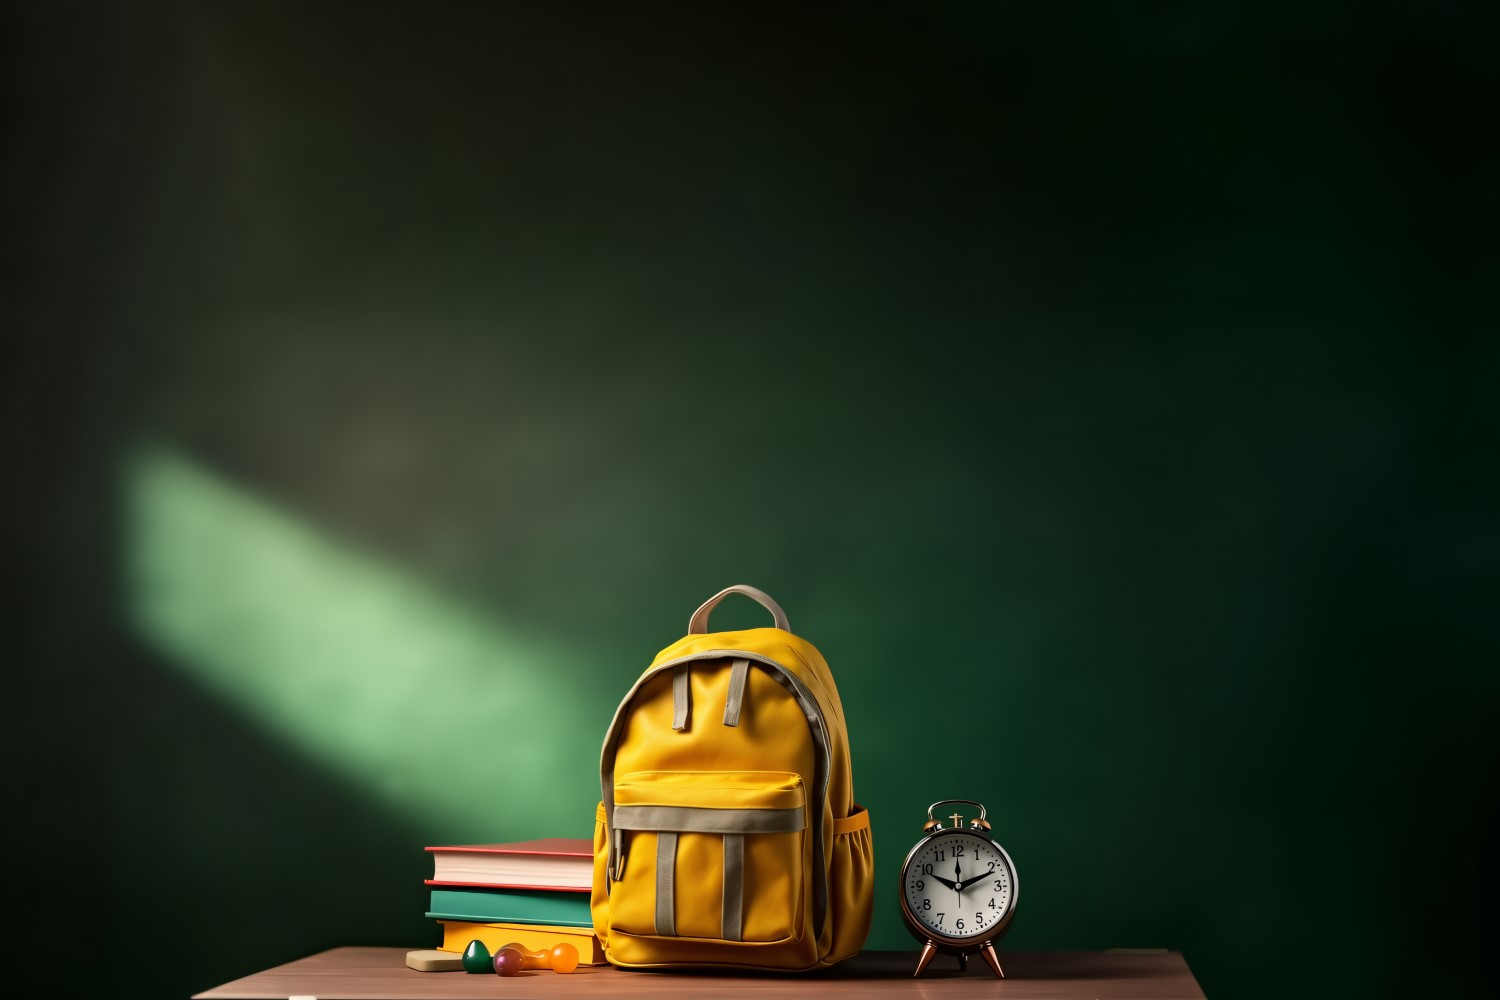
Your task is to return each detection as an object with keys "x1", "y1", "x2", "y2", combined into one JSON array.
[{"x1": 688, "y1": 584, "x2": 791, "y2": 635}]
